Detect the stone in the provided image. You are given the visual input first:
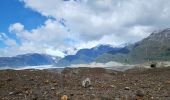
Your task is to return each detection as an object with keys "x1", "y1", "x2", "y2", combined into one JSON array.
[
  {"x1": 70, "y1": 93, "x2": 74, "y2": 96},
  {"x1": 136, "y1": 90, "x2": 144, "y2": 97},
  {"x1": 9, "y1": 90, "x2": 22, "y2": 95},
  {"x1": 136, "y1": 90, "x2": 144, "y2": 100},
  {"x1": 101, "y1": 95, "x2": 112, "y2": 100},
  {"x1": 150, "y1": 63, "x2": 157, "y2": 68},
  {"x1": 124, "y1": 87, "x2": 130, "y2": 90},
  {"x1": 51, "y1": 87, "x2": 55, "y2": 90},
  {"x1": 6, "y1": 78, "x2": 12, "y2": 82},
  {"x1": 110, "y1": 85, "x2": 115, "y2": 88},
  {"x1": 31, "y1": 95, "x2": 38, "y2": 100},
  {"x1": 166, "y1": 80, "x2": 170, "y2": 84},
  {"x1": 44, "y1": 80, "x2": 49, "y2": 84},
  {"x1": 82, "y1": 78, "x2": 91, "y2": 88},
  {"x1": 61, "y1": 95, "x2": 68, "y2": 100}
]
